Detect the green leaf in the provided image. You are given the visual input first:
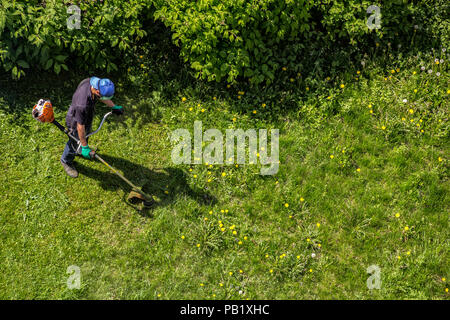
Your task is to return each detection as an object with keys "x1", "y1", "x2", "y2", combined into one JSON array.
[
  {"x1": 54, "y1": 55, "x2": 67, "y2": 62},
  {"x1": 54, "y1": 63, "x2": 61, "y2": 74},
  {"x1": 44, "y1": 59, "x2": 53, "y2": 70},
  {"x1": 17, "y1": 60, "x2": 29, "y2": 68}
]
